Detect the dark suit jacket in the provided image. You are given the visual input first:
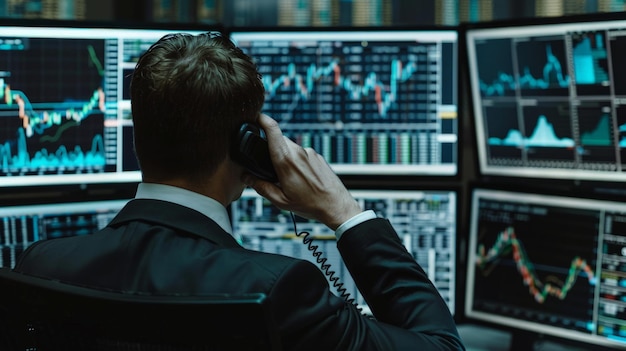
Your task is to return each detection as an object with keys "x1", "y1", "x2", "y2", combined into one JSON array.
[{"x1": 14, "y1": 199, "x2": 464, "y2": 350}]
